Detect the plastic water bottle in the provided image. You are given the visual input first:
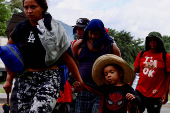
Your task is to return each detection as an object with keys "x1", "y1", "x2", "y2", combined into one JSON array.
[{"x1": 132, "y1": 73, "x2": 140, "y2": 90}]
